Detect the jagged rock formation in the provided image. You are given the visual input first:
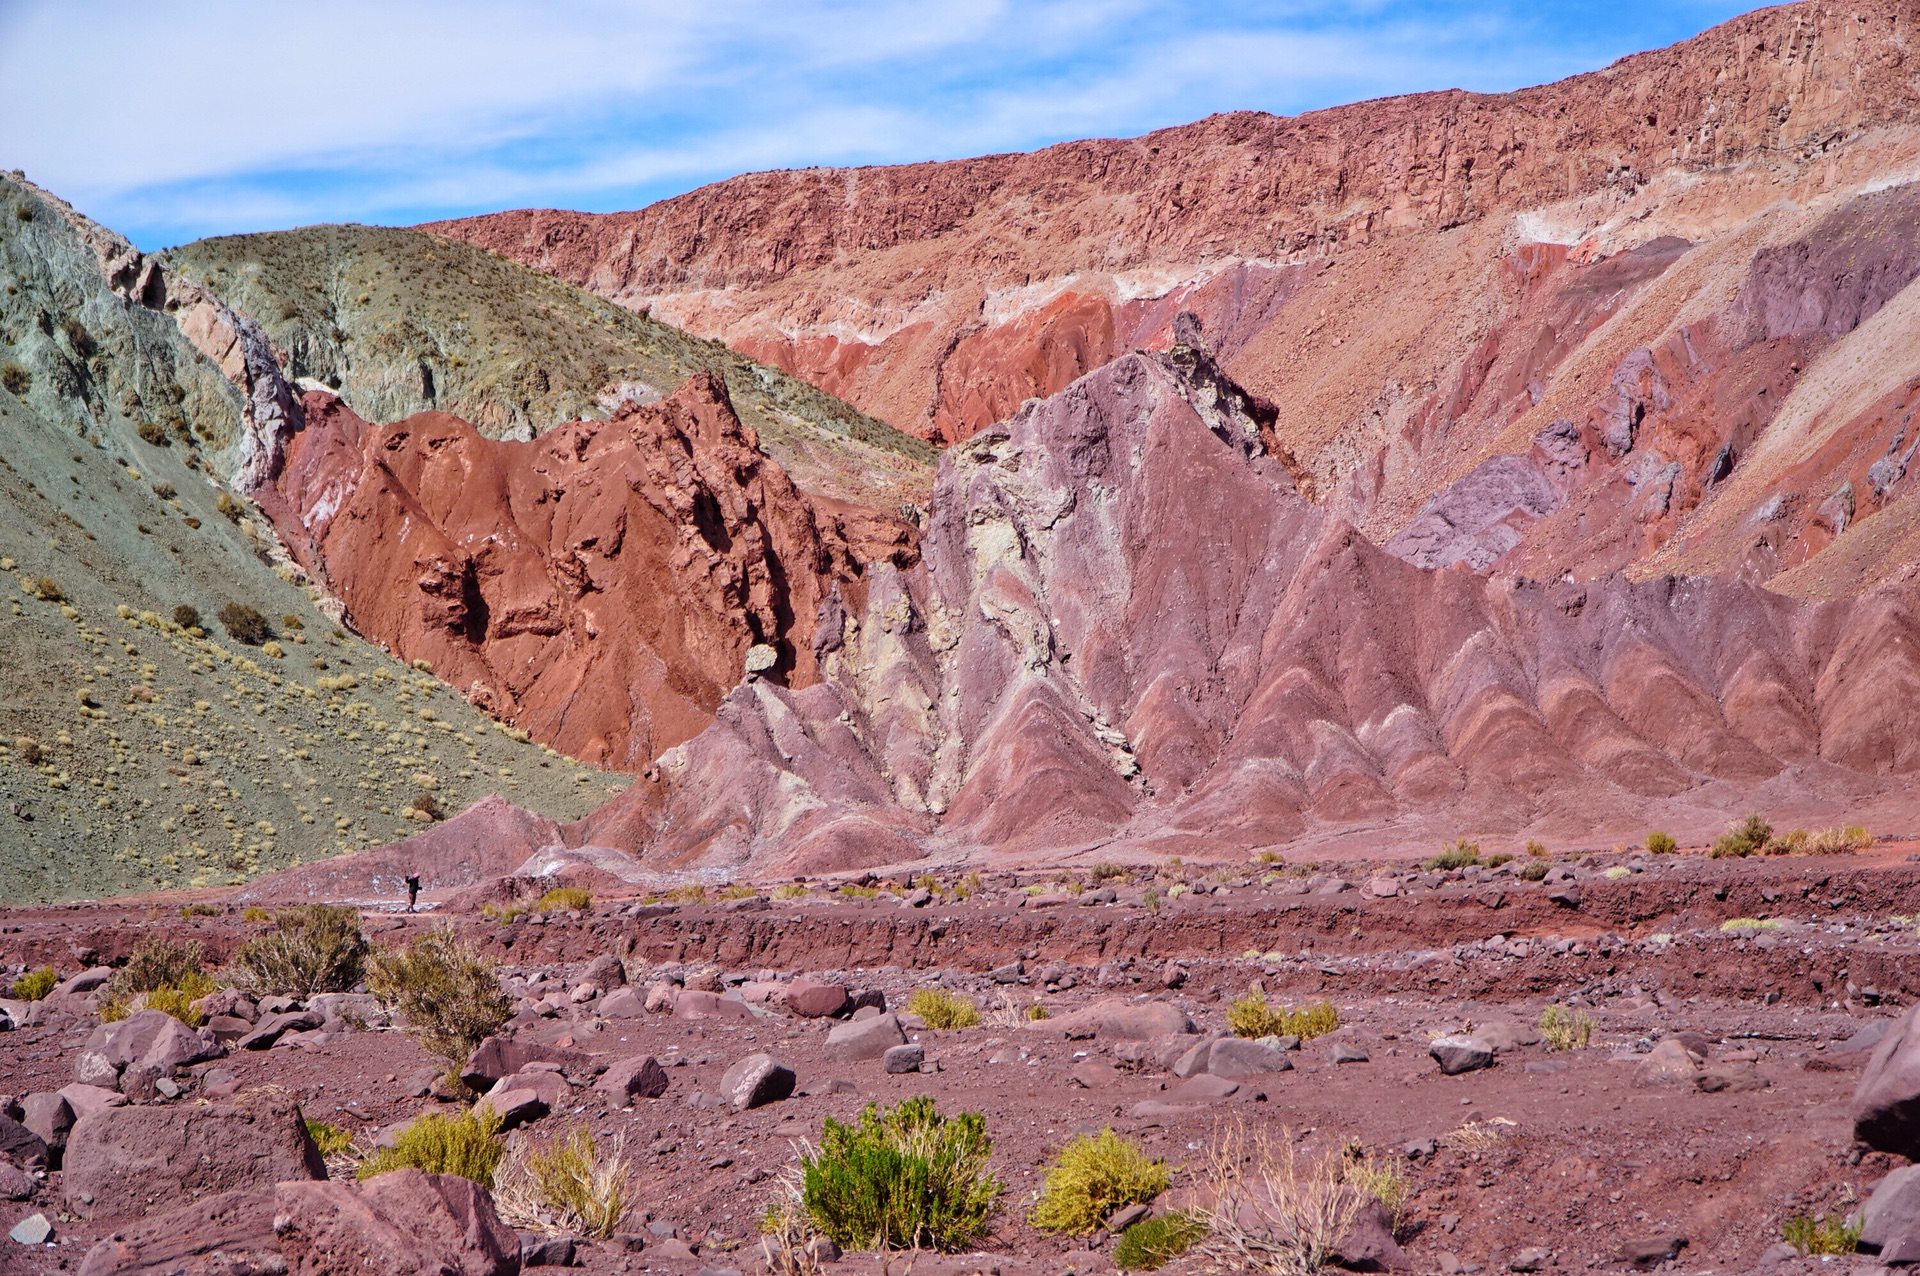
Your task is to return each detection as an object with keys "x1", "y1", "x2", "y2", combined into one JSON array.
[
  {"x1": 255, "y1": 373, "x2": 895, "y2": 769},
  {"x1": 248, "y1": 336, "x2": 1920, "y2": 894},
  {"x1": 164, "y1": 226, "x2": 936, "y2": 513},
  {"x1": 428, "y1": 1, "x2": 1920, "y2": 600}
]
